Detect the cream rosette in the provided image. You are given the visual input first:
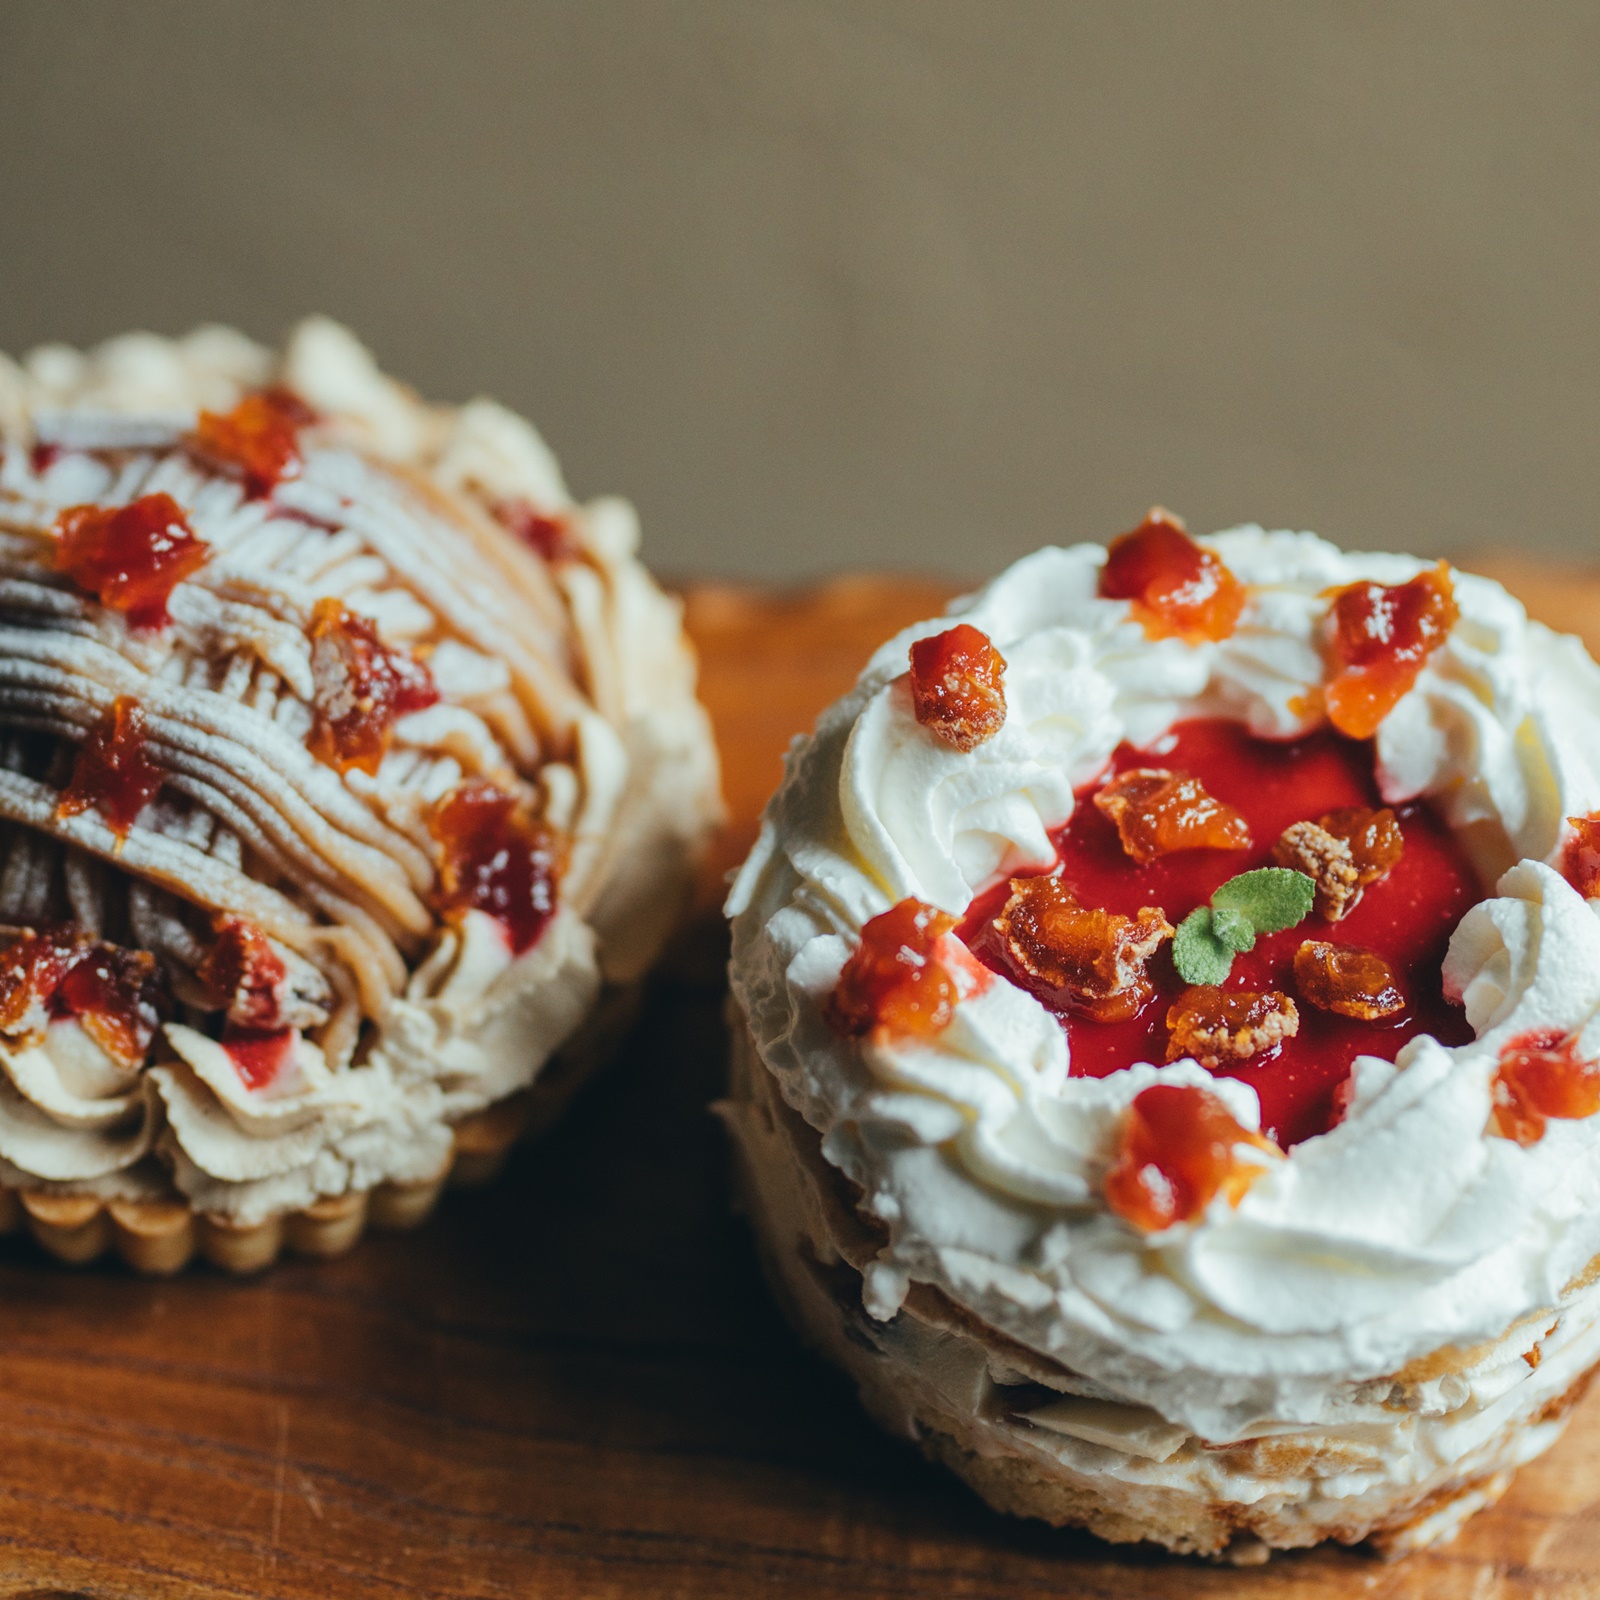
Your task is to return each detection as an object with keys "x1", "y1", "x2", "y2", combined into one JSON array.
[{"x1": 0, "y1": 318, "x2": 720, "y2": 1225}]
